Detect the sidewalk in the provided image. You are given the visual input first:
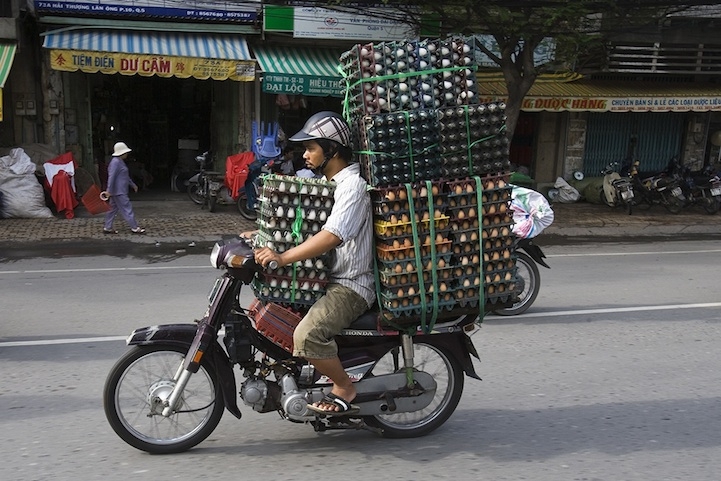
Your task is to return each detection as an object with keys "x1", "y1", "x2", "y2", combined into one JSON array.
[{"x1": 1, "y1": 189, "x2": 720, "y2": 249}]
